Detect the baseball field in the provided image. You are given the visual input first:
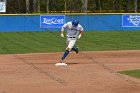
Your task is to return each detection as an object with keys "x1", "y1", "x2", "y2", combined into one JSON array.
[{"x1": 0, "y1": 31, "x2": 140, "y2": 93}]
